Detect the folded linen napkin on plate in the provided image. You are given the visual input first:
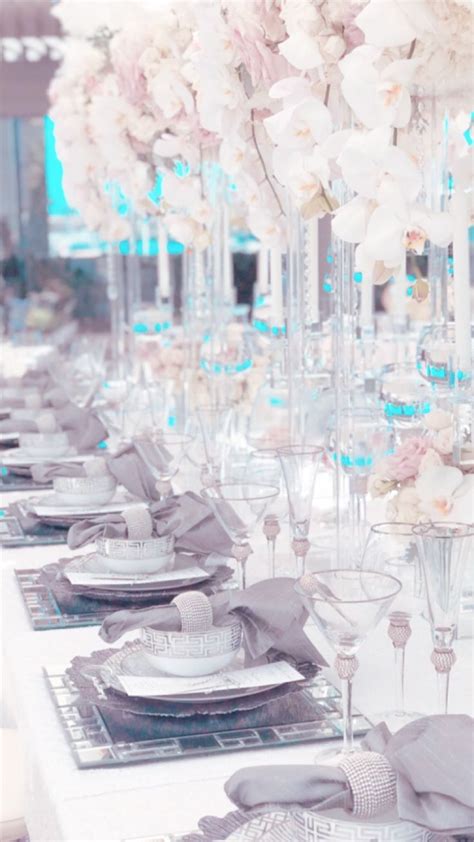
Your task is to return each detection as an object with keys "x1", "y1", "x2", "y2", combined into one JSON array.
[
  {"x1": 182, "y1": 715, "x2": 474, "y2": 841},
  {"x1": 0, "y1": 403, "x2": 107, "y2": 451},
  {"x1": 68, "y1": 491, "x2": 232, "y2": 556},
  {"x1": 31, "y1": 455, "x2": 111, "y2": 484},
  {"x1": 106, "y1": 441, "x2": 162, "y2": 501},
  {"x1": 99, "y1": 577, "x2": 327, "y2": 668}
]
